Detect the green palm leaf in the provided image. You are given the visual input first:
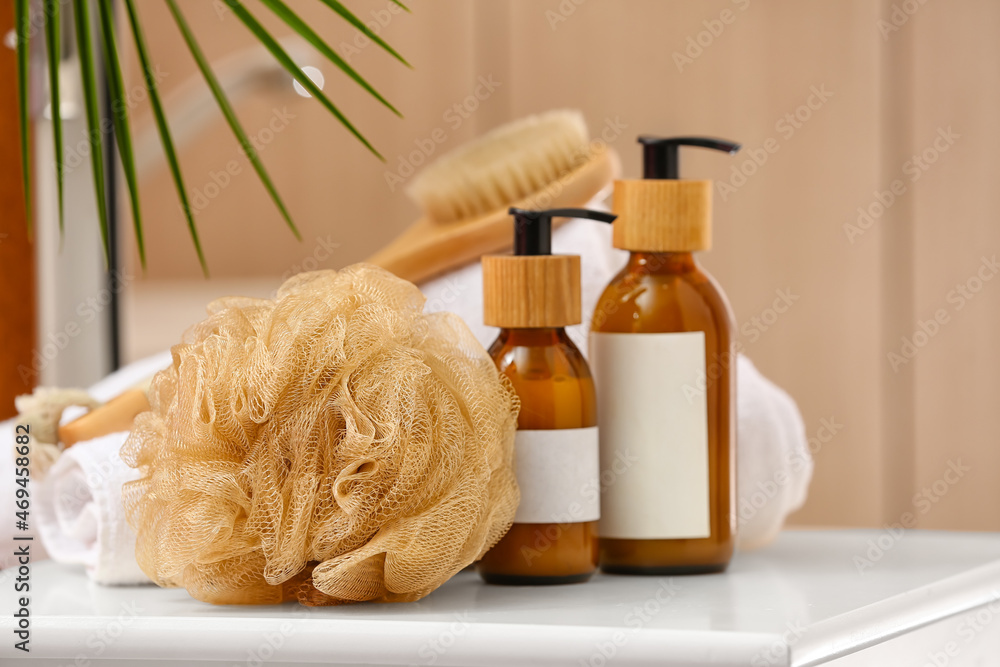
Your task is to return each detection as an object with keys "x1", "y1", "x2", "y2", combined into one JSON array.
[
  {"x1": 123, "y1": 0, "x2": 207, "y2": 275},
  {"x1": 166, "y1": 0, "x2": 301, "y2": 240},
  {"x1": 315, "y1": 0, "x2": 411, "y2": 67},
  {"x1": 259, "y1": 0, "x2": 401, "y2": 117},
  {"x1": 221, "y1": 0, "x2": 384, "y2": 160},
  {"x1": 15, "y1": 0, "x2": 30, "y2": 231},
  {"x1": 43, "y1": 0, "x2": 64, "y2": 235},
  {"x1": 72, "y1": 0, "x2": 111, "y2": 264},
  {"x1": 96, "y1": 0, "x2": 145, "y2": 268},
  {"x1": 18, "y1": 0, "x2": 410, "y2": 268}
]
